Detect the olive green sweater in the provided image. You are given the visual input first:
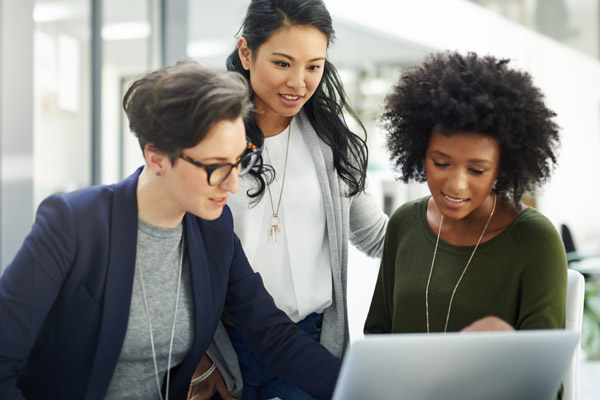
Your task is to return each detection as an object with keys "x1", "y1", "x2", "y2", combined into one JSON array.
[{"x1": 365, "y1": 196, "x2": 567, "y2": 334}]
